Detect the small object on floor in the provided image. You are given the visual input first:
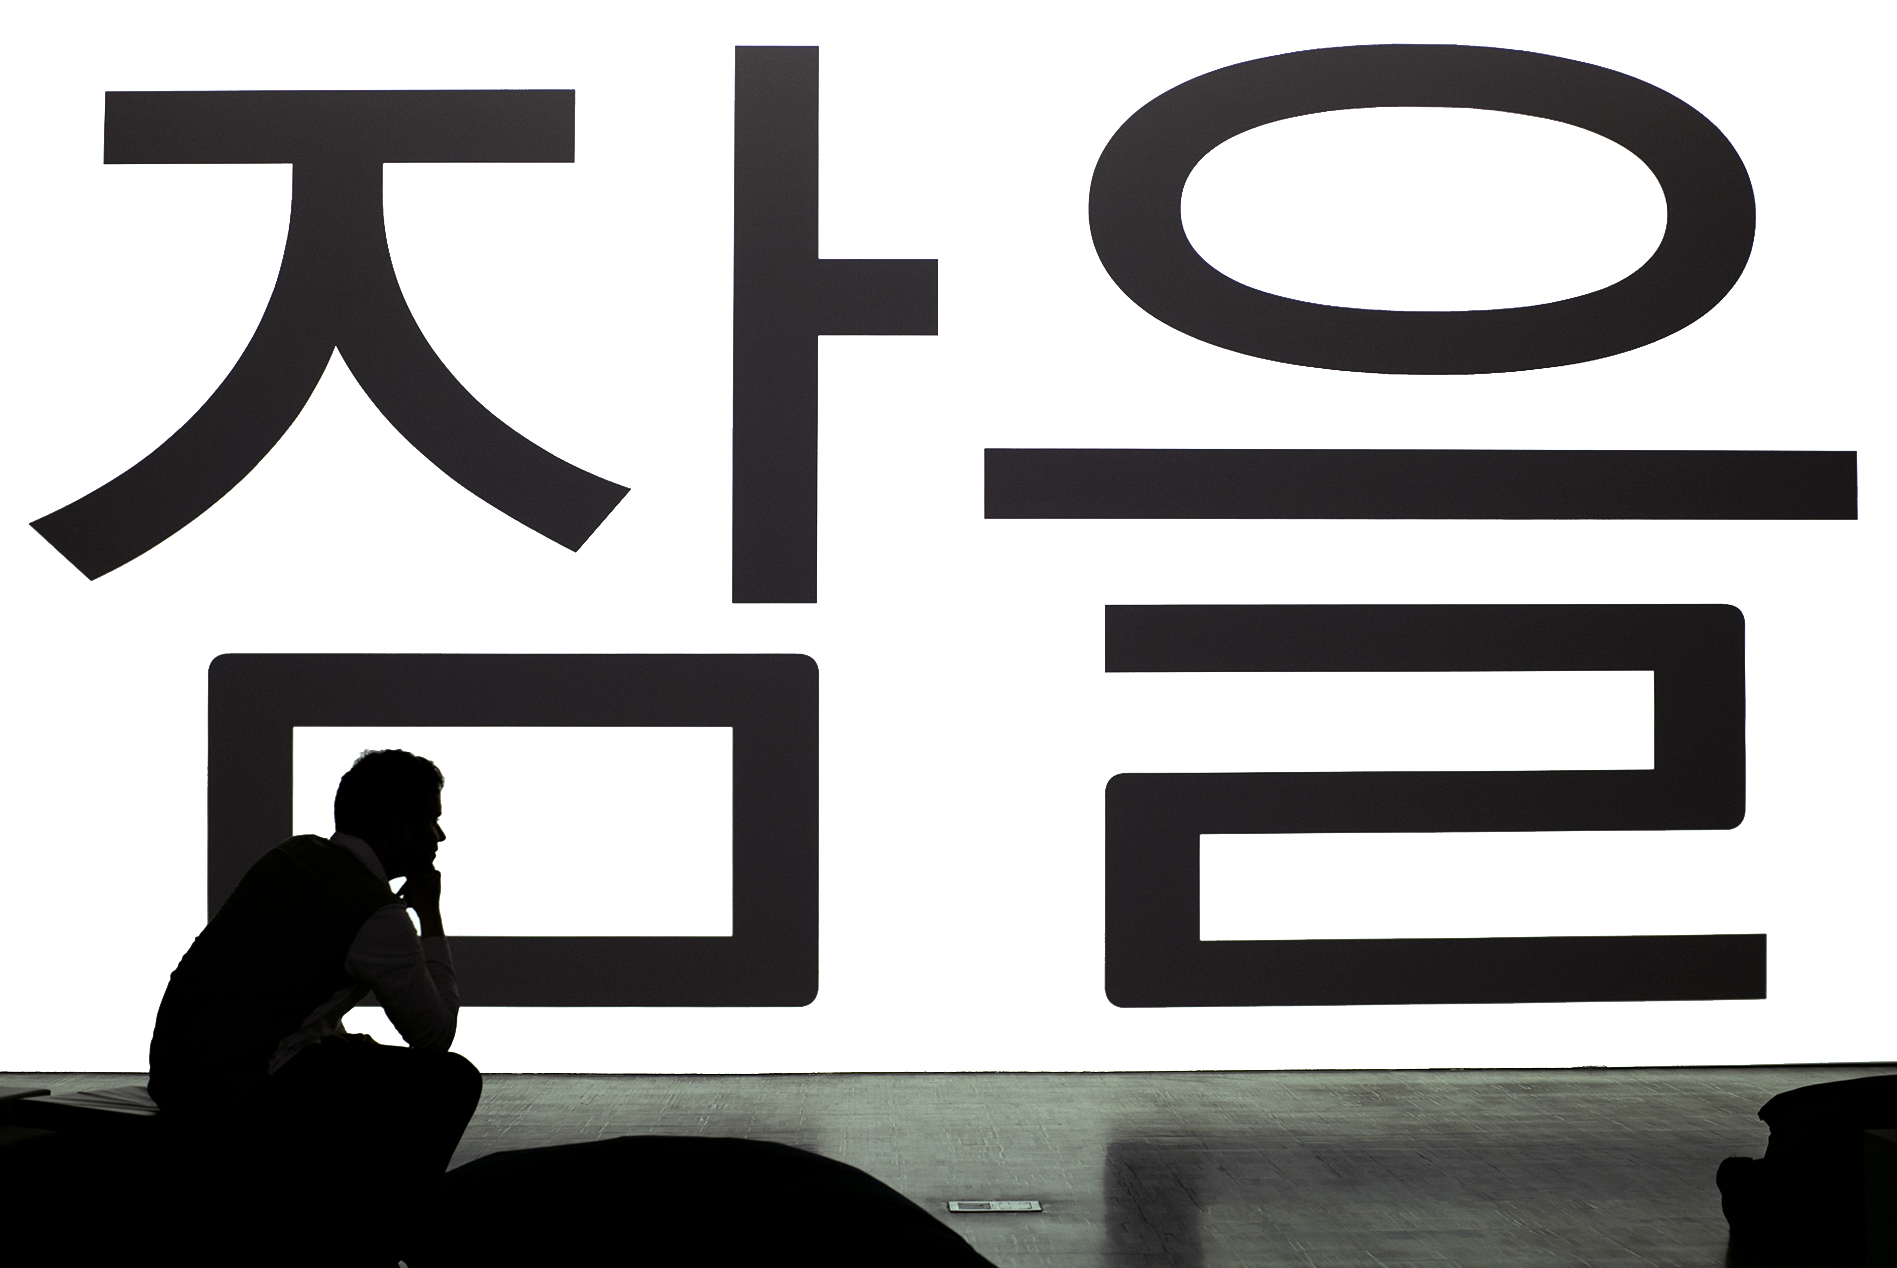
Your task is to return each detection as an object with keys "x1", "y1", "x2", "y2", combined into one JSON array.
[
  {"x1": 946, "y1": 1200, "x2": 1041, "y2": 1212},
  {"x1": 404, "y1": 1135, "x2": 996, "y2": 1267}
]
